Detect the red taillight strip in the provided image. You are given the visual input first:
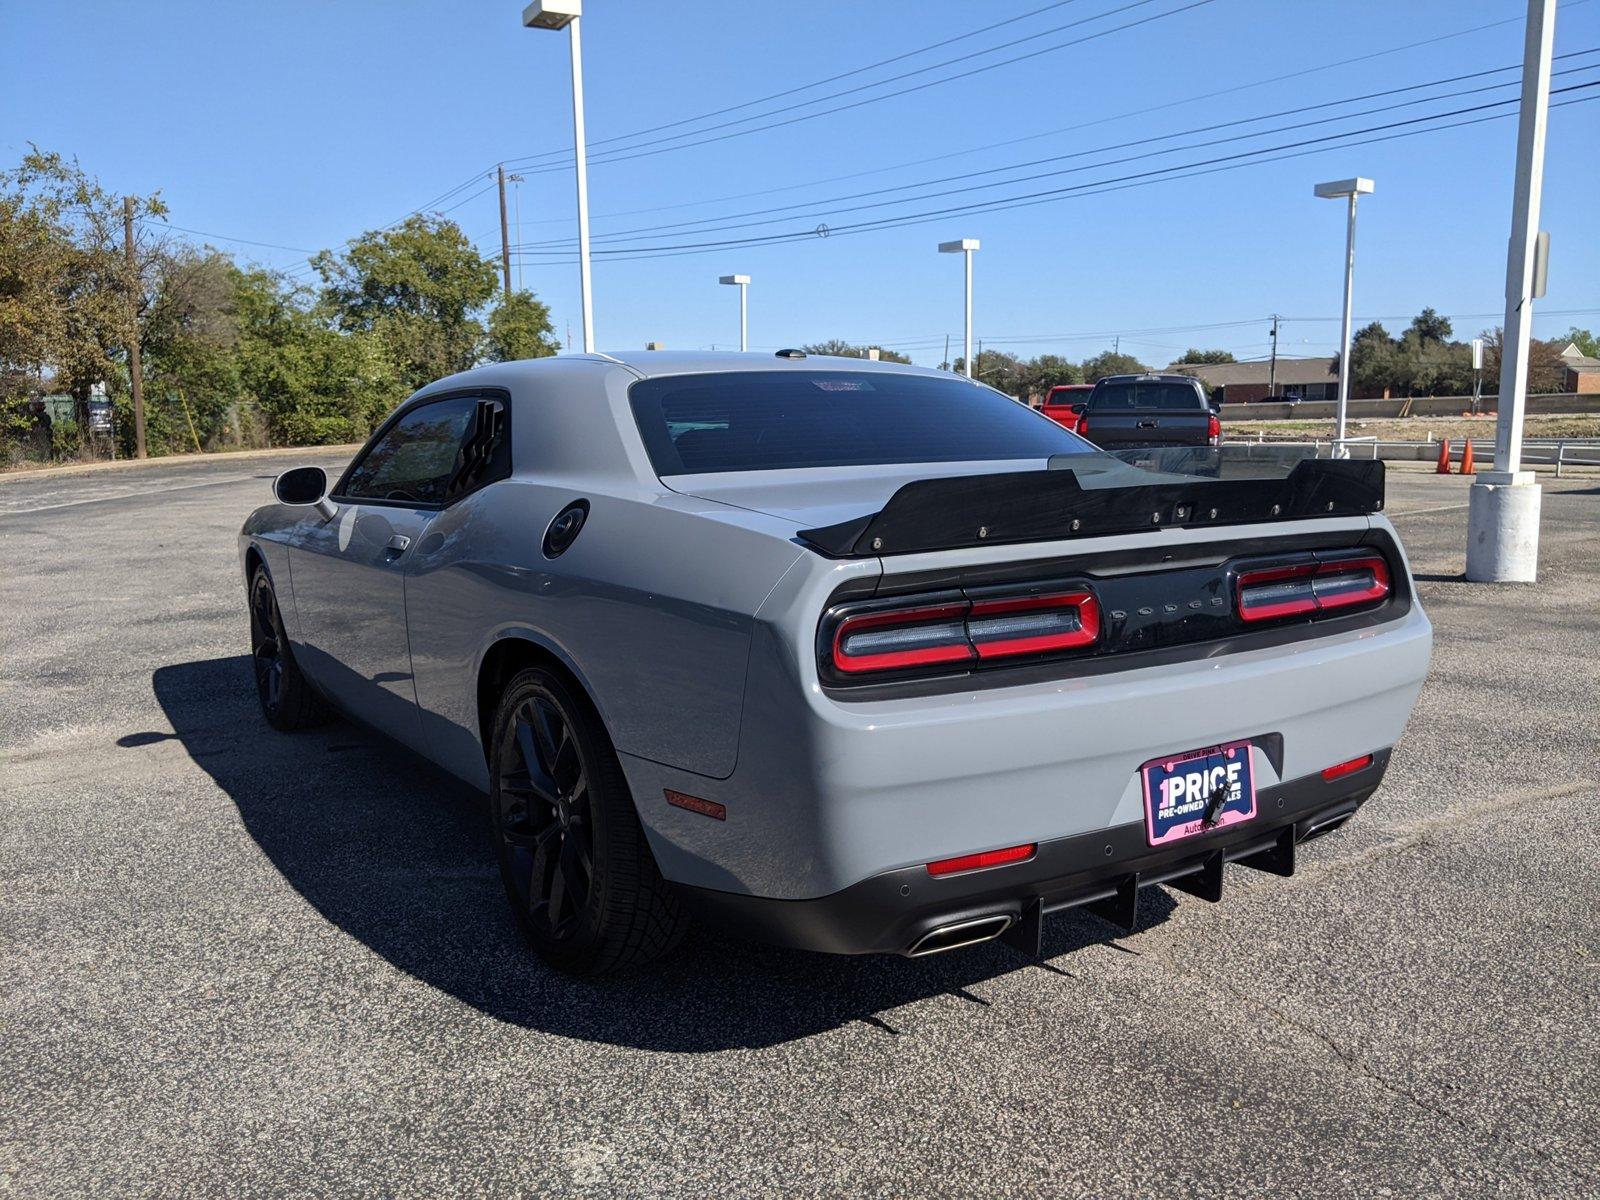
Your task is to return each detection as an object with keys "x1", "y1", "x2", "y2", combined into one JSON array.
[
  {"x1": 926, "y1": 843, "x2": 1036, "y2": 877},
  {"x1": 1321, "y1": 753, "x2": 1374, "y2": 782},
  {"x1": 831, "y1": 602, "x2": 973, "y2": 674},
  {"x1": 1237, "y1": 554, "x2": 1390, "y2": 623},
  {"x1": 969, "y1": 591, "x2": 1101, "y2": 659},
  {"x1": 832, "y1": 591, "x2": 1102, "y2": 676}
]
